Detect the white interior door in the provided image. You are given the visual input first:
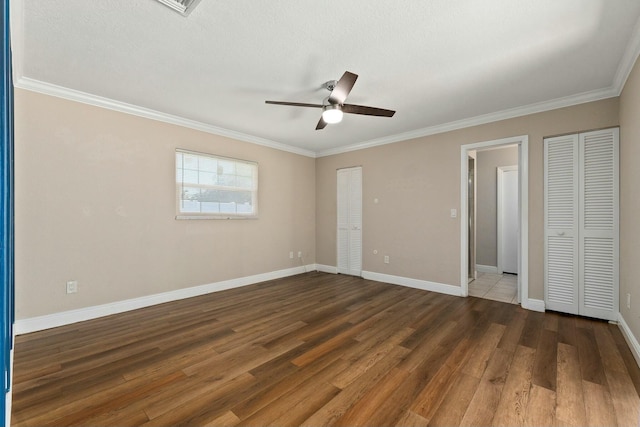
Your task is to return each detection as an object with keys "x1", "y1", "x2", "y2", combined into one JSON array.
[
  {"x1": 579, "y1": 128, "x2": 619, "y2": 321},
  {"x1": 498, "y1": 166, "x2": 518, "y2": 275},
  {"x1": 544, "y1": 134, "x2": 580, "y2": 315},
  {"x1": 337, "y1": 167, "x2": 362, "y2": 276},
  {"x1": 544, "y1": 129, "x2": 619, "y2": 321}
]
